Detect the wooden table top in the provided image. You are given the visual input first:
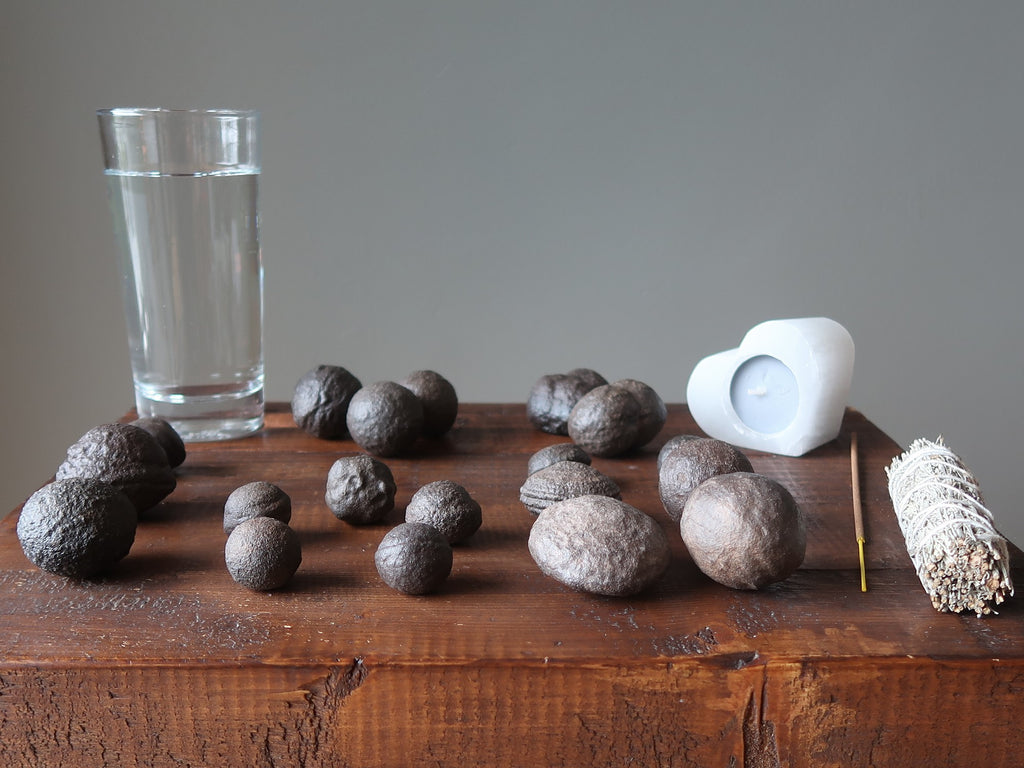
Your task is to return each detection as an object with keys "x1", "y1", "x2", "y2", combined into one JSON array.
[{"x1": 1, "y1": 403, "x2": 1021, "y2": 767}]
